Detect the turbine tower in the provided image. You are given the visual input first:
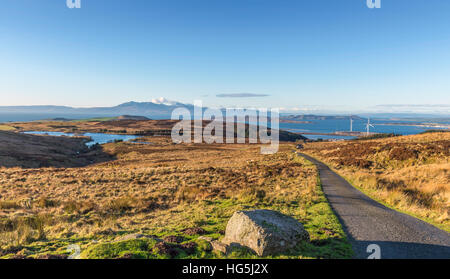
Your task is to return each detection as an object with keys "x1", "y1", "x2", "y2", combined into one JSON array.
[
  {"x1": 350, "y1": 116, "x2": 353, "y2": 132},
  {"x1": 366, "y1": 118, "x2": 374, "y2": 136}
]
